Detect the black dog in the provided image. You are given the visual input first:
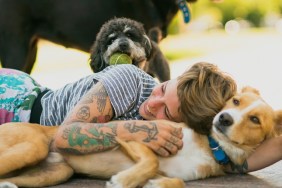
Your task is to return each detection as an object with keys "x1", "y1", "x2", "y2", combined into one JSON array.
[
  {"x1": 0, "y1": 0, "x2": 196, "y2": 80},
  {"x1": 89, "y1": 17, "x2": 170, "y2": 82}
]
